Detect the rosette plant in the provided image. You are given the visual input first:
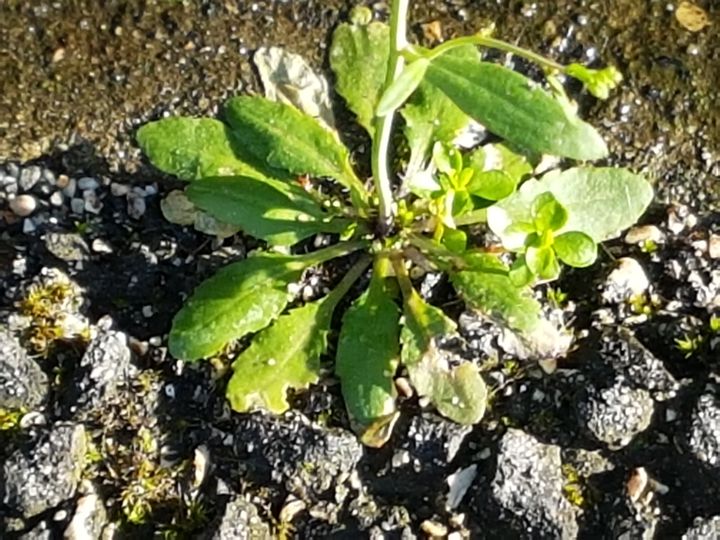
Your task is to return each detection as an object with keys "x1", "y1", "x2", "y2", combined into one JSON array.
[{"x1": 137, "y1": 1, "x2": 652, "y2": 446}]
